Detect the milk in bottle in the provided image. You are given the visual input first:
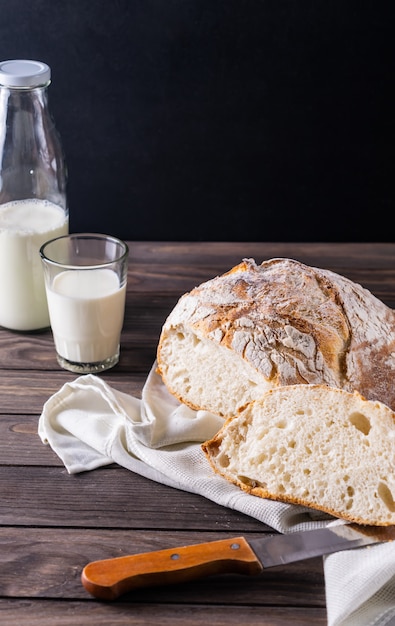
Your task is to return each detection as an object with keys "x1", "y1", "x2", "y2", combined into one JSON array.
[{"x1": 0, "y1": 59, "x2": 68, "y2": 331}]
